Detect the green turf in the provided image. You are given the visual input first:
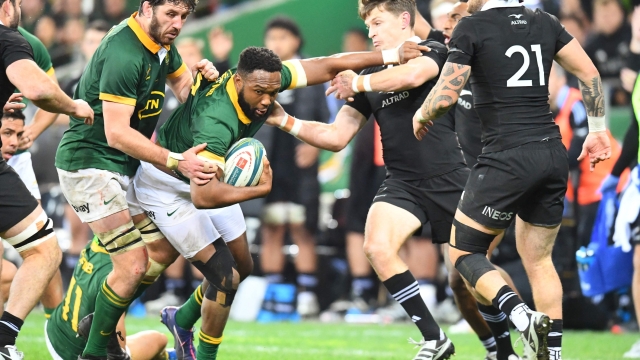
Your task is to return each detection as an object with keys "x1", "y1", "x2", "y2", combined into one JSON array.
[{"x1": 18, "y1": 309, "x2": 640, "y2": 359}]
